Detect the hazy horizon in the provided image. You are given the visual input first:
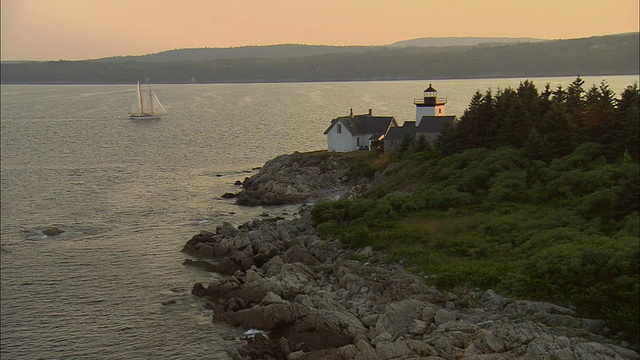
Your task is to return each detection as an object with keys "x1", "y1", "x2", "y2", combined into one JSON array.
[{"x1": 1, "y1": 0, "x2": 638, "y2": 61}]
